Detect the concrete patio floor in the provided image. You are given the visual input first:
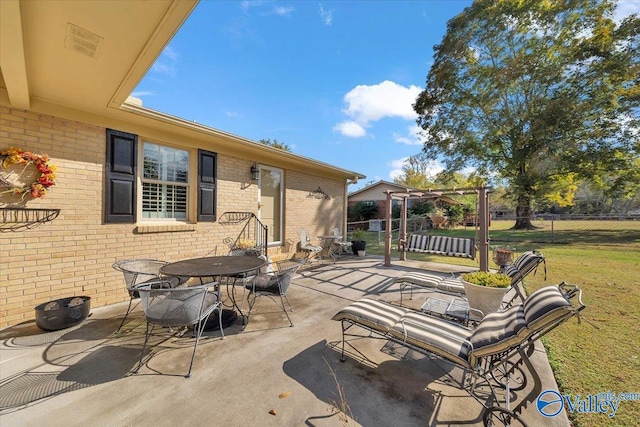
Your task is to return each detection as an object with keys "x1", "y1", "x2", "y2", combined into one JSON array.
[{"x1": 0, "y1": 256, "x2": 570, "y2": 426}]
